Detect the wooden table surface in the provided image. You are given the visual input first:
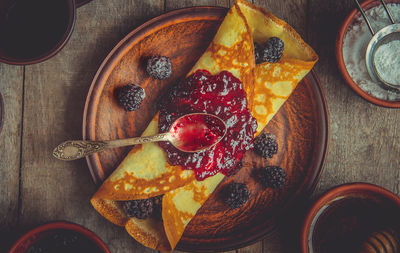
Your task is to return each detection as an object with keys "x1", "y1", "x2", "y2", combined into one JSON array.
[{"x1": 1, "y1": 0, "x2": 399, "y2": 252}]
